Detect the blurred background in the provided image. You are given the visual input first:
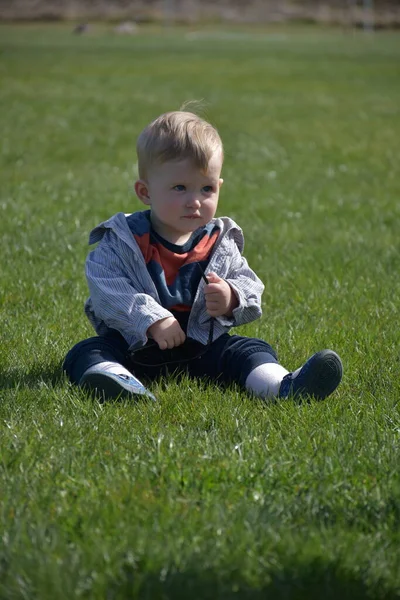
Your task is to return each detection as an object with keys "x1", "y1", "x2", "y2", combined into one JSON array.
[{"x1": 0, "y1": 0, "x2": 399, "y2": 29}]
